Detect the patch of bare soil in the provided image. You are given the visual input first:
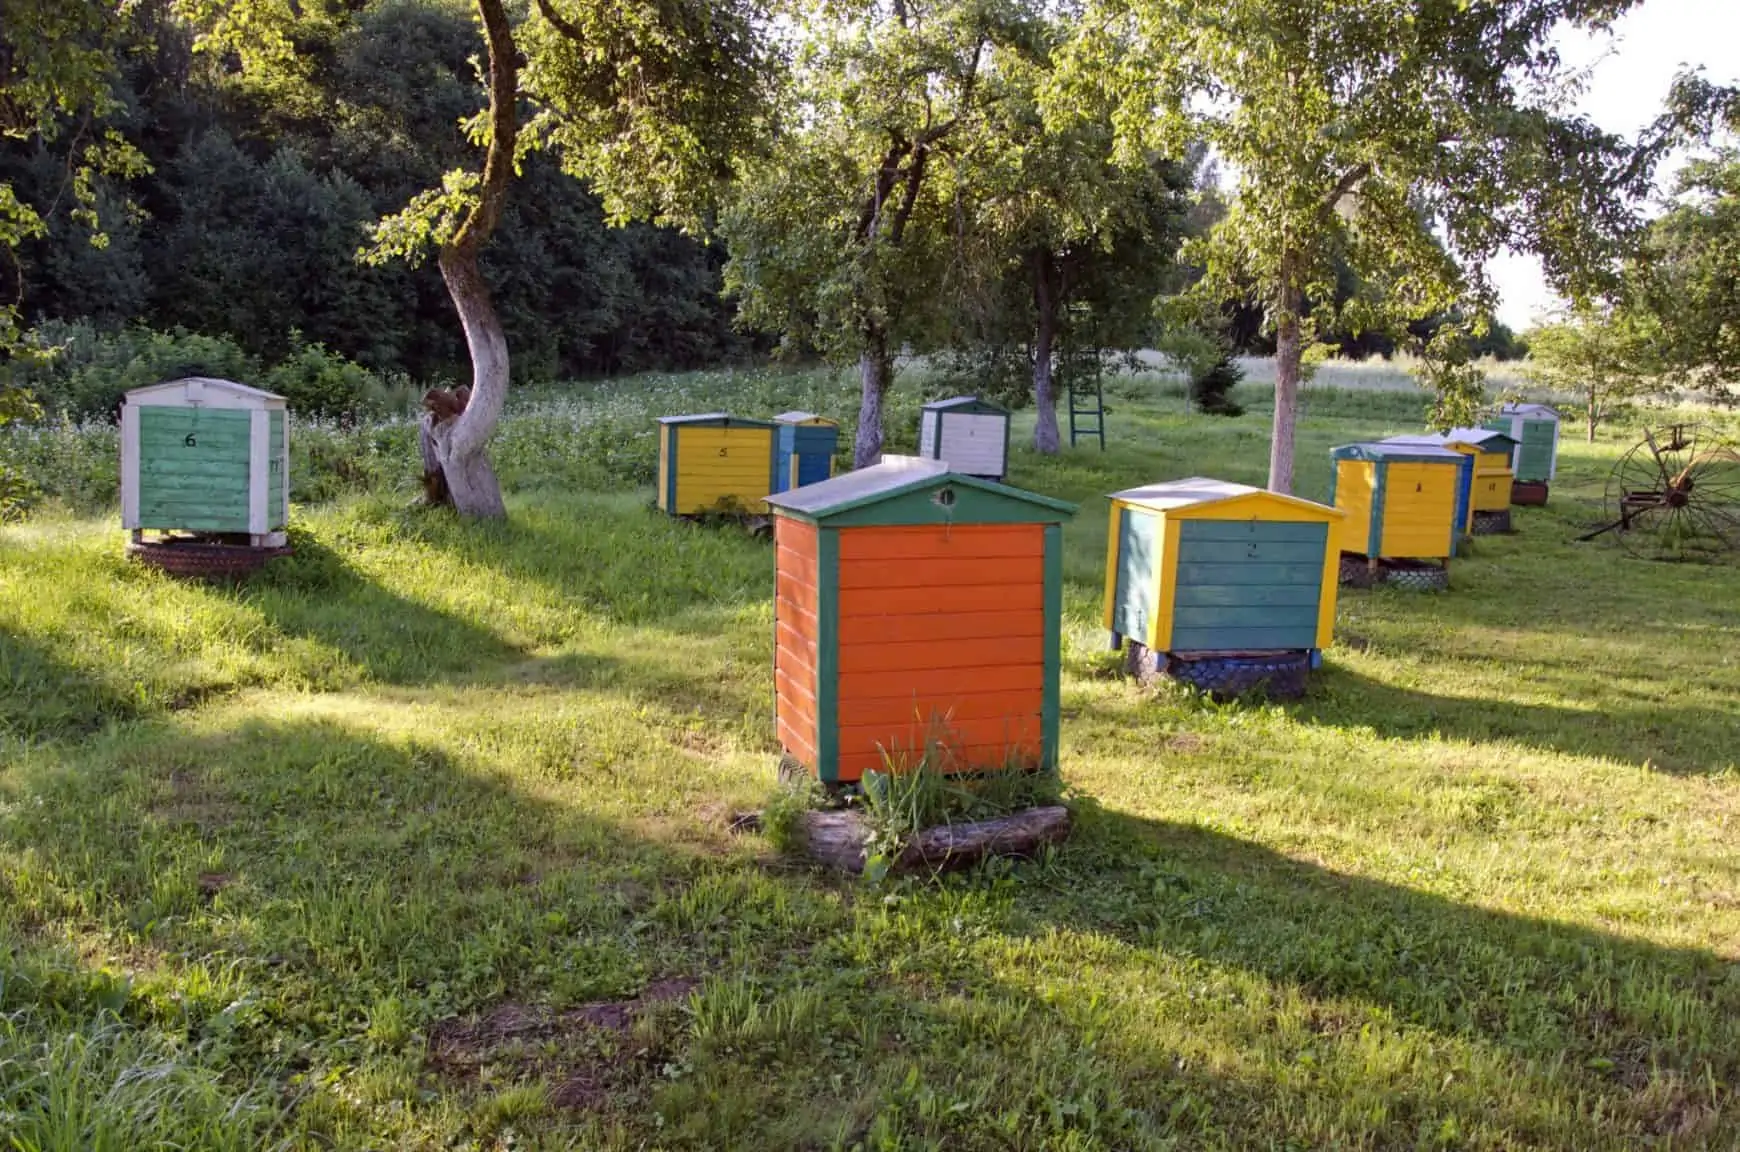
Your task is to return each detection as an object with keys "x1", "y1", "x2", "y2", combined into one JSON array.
[{"x1": 429, "y1": 977, "x2": 699, "y2": 1111}]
